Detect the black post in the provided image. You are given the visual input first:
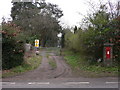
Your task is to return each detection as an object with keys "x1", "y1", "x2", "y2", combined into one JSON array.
[{"x1": 61, "y1": 32, "x2": 65, "y2": 48}]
